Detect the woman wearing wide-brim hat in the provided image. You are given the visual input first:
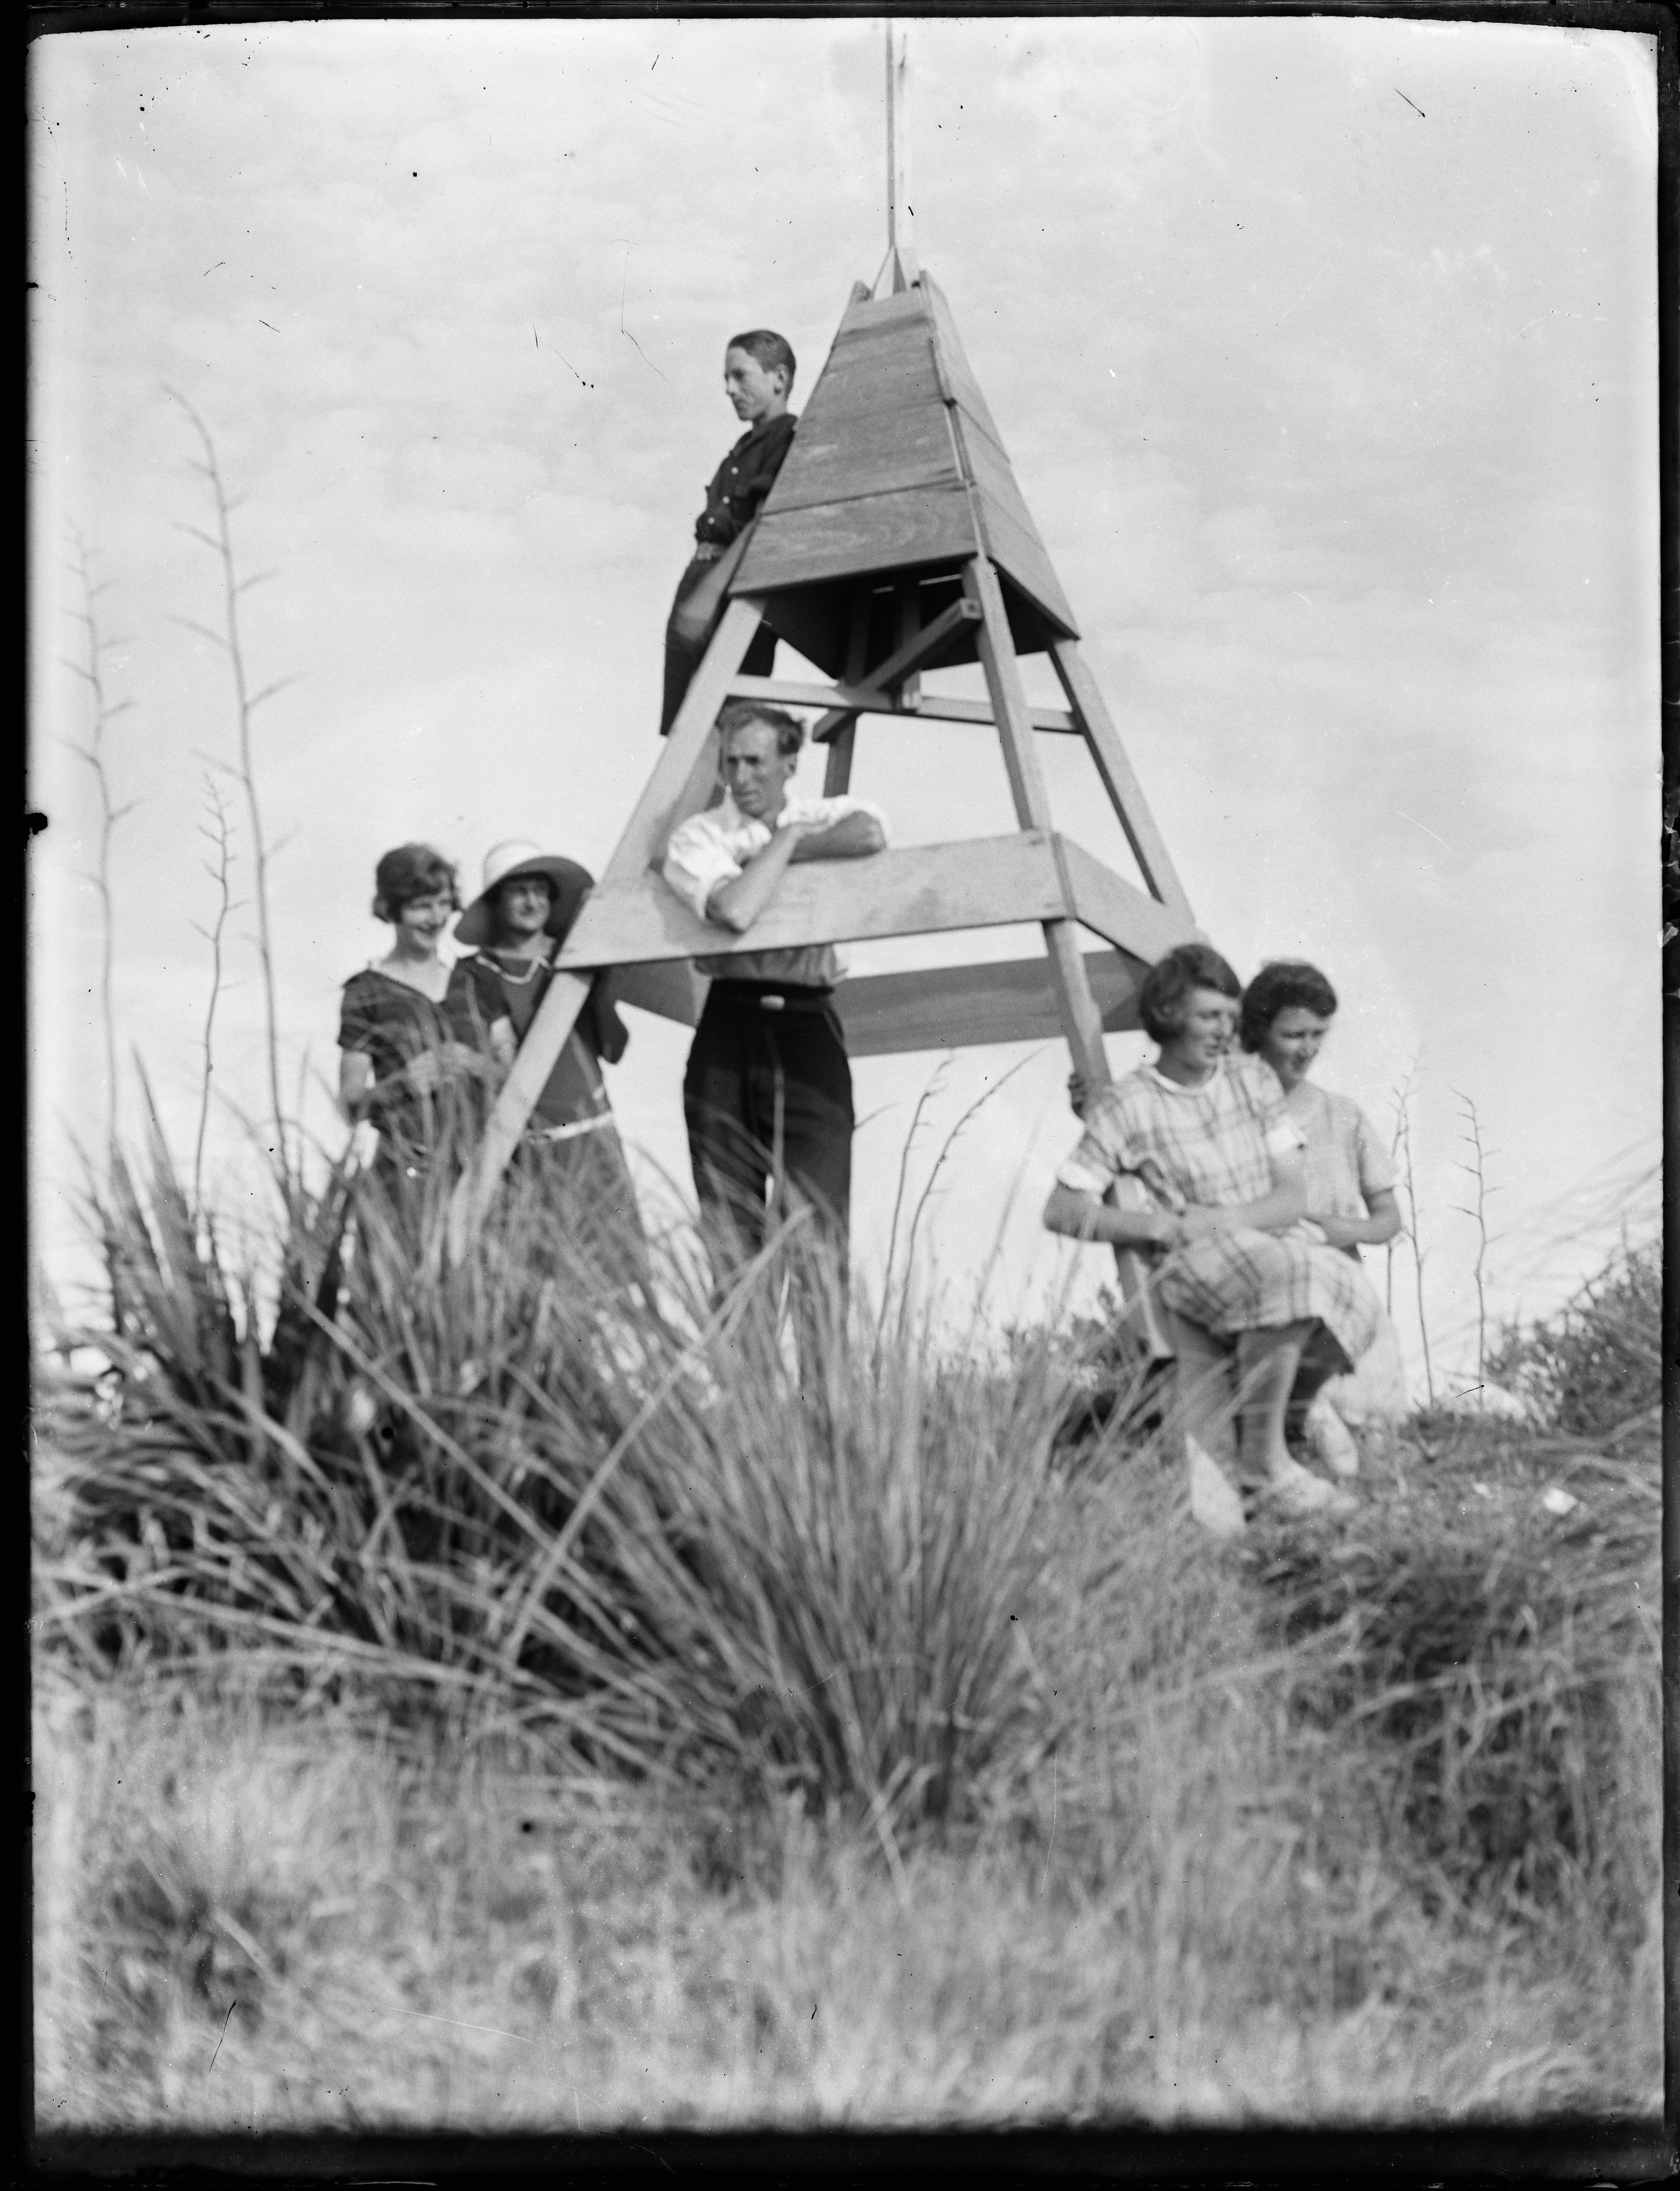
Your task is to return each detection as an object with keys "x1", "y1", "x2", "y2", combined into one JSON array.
[{"x1": 446, "y1": 840, "x2": 649, "y2": 1284}]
